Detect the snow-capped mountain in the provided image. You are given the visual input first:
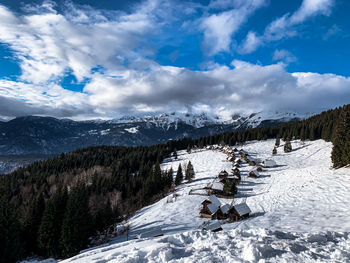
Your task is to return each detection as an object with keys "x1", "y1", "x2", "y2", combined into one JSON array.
[{"x1": 0, "y1": 111, "x2": 309, "y2": 156}]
